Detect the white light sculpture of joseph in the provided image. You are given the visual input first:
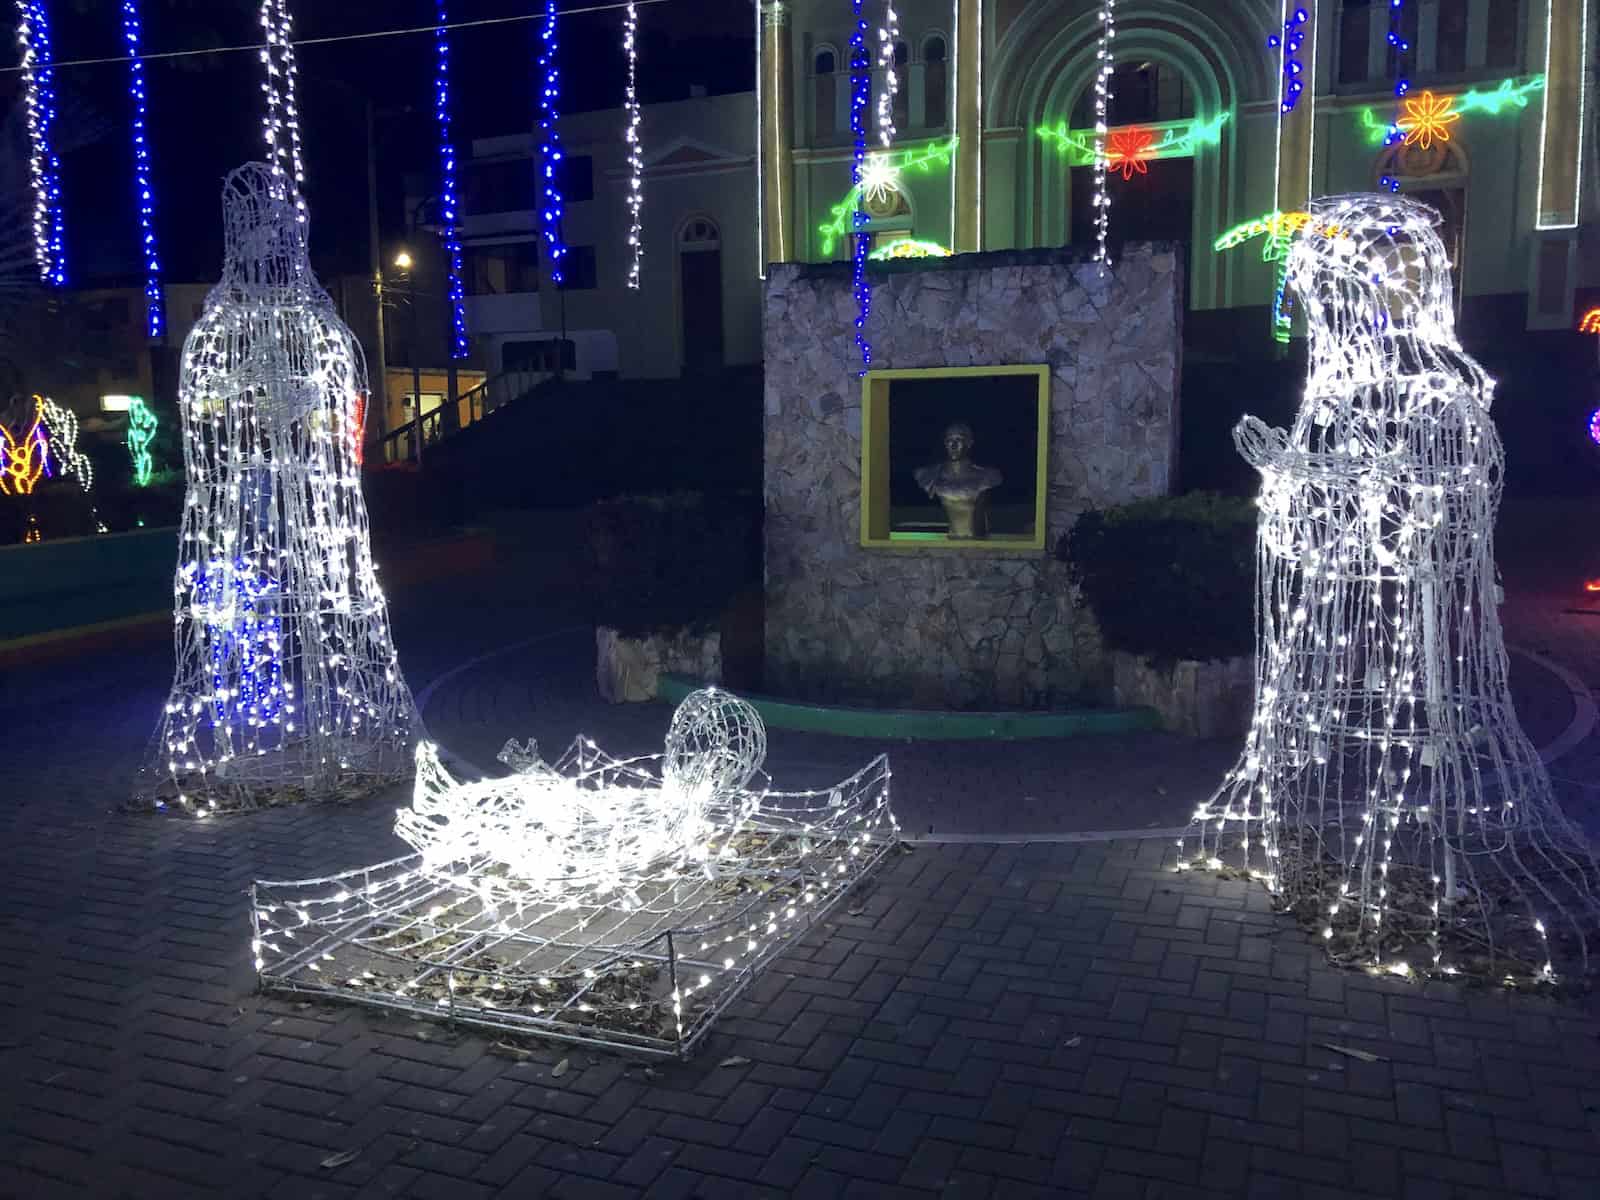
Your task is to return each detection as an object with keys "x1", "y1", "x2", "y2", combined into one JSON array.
[
  {"x1": 143, "y1": 163, "x2": 417, "y2": 813},
  {"x1": 1186, "y1": 193, "x2": 1600, "y2": 978}
]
